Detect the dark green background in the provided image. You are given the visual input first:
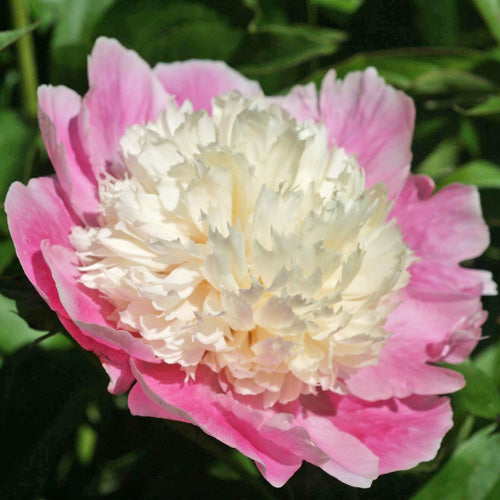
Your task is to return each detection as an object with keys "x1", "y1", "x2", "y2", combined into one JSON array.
[{"x1": 1, "y1": 1, "x2": 500, "y2": 498}]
